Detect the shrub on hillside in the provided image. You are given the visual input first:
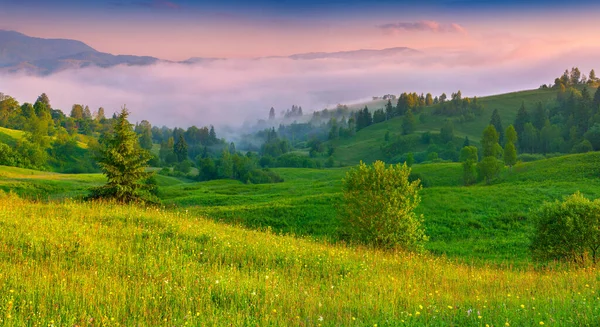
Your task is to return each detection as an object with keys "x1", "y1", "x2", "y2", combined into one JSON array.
[
  {"x1": 341, "y1": 161, "x2": 427, "y2": 250},
  {"x1": 531, "y1": 192, "x2": 600, "y2": 264},
  {"x1": 245, "y1": 168, "x2": 284, "y2": 184},
  {"x1": 517, "y1": 153, "x2": 545, "y2": 162}
]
